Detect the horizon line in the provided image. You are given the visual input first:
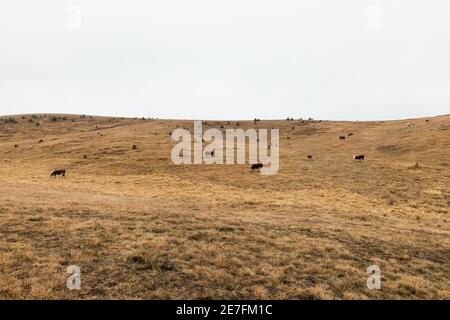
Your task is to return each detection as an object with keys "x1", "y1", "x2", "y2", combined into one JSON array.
[{"x1": 0, "y1": 112, "x2": 448, "y2": 123}]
